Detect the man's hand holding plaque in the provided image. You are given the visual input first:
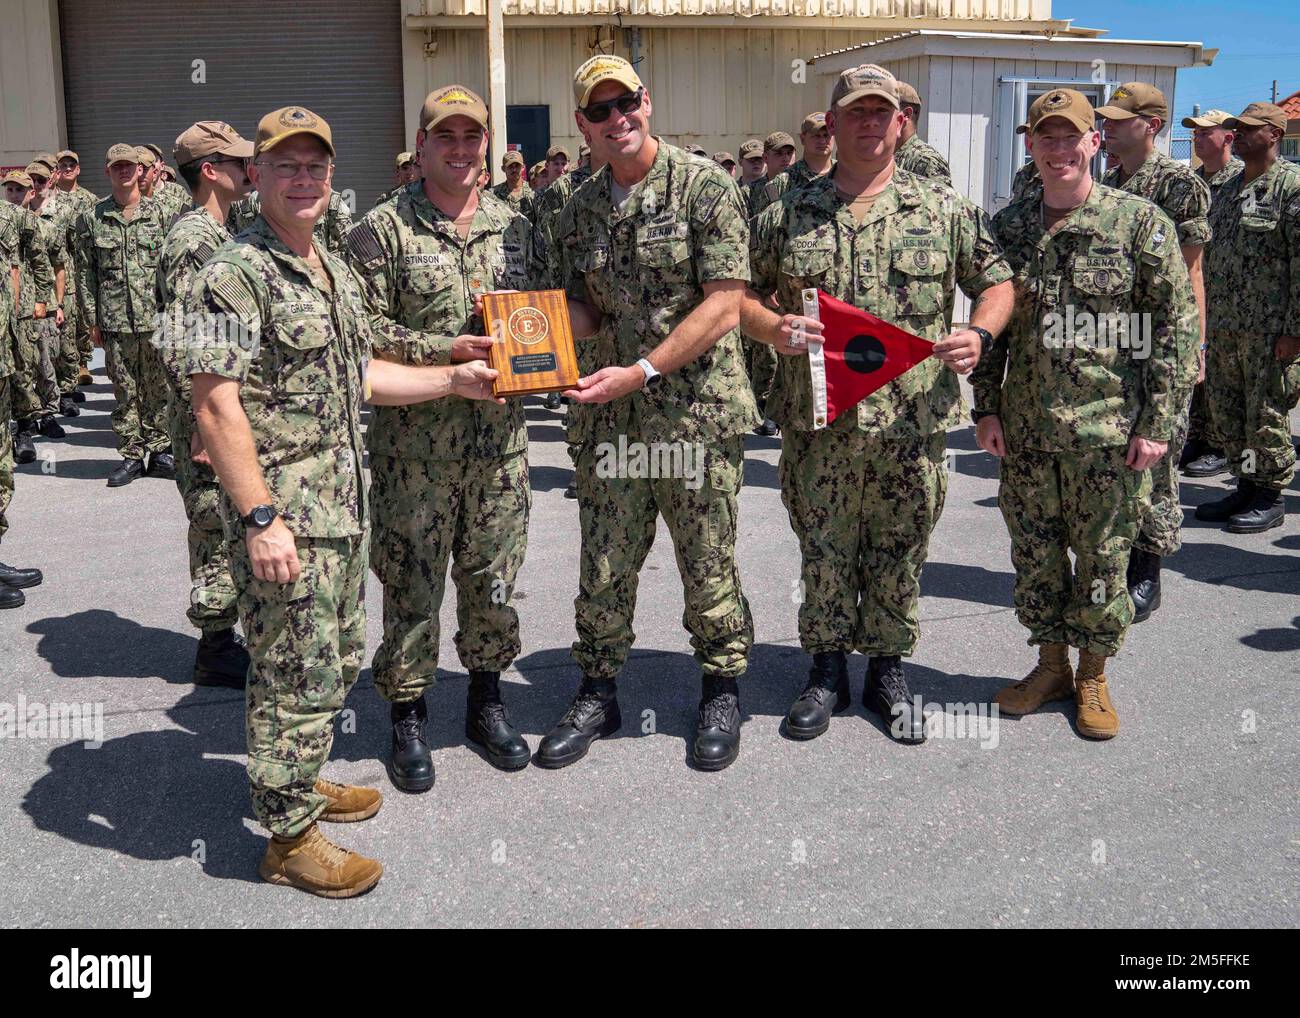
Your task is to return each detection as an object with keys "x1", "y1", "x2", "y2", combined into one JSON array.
[{"x1": 479, "y1": 289, "x2": 581, "y2": 397}]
